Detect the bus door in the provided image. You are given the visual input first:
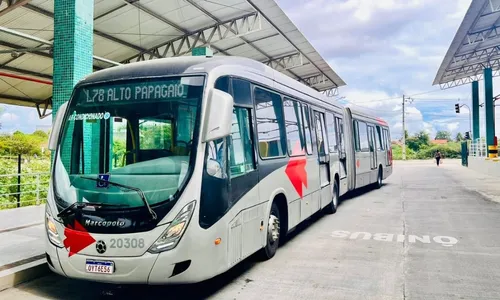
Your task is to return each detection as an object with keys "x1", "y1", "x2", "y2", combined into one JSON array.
[
  {"x1": 367, "y1": 125, "x2": 377, "y2": 170},
  {"x1": 383, "y1": 128, "x2": 392, "y2": 167},
  {"x1": 335, "y1": 115, "x2": 347, "y2": 179},
  {"x1": 313, "y1": 110, "x2": 332, "y2": 208}
]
